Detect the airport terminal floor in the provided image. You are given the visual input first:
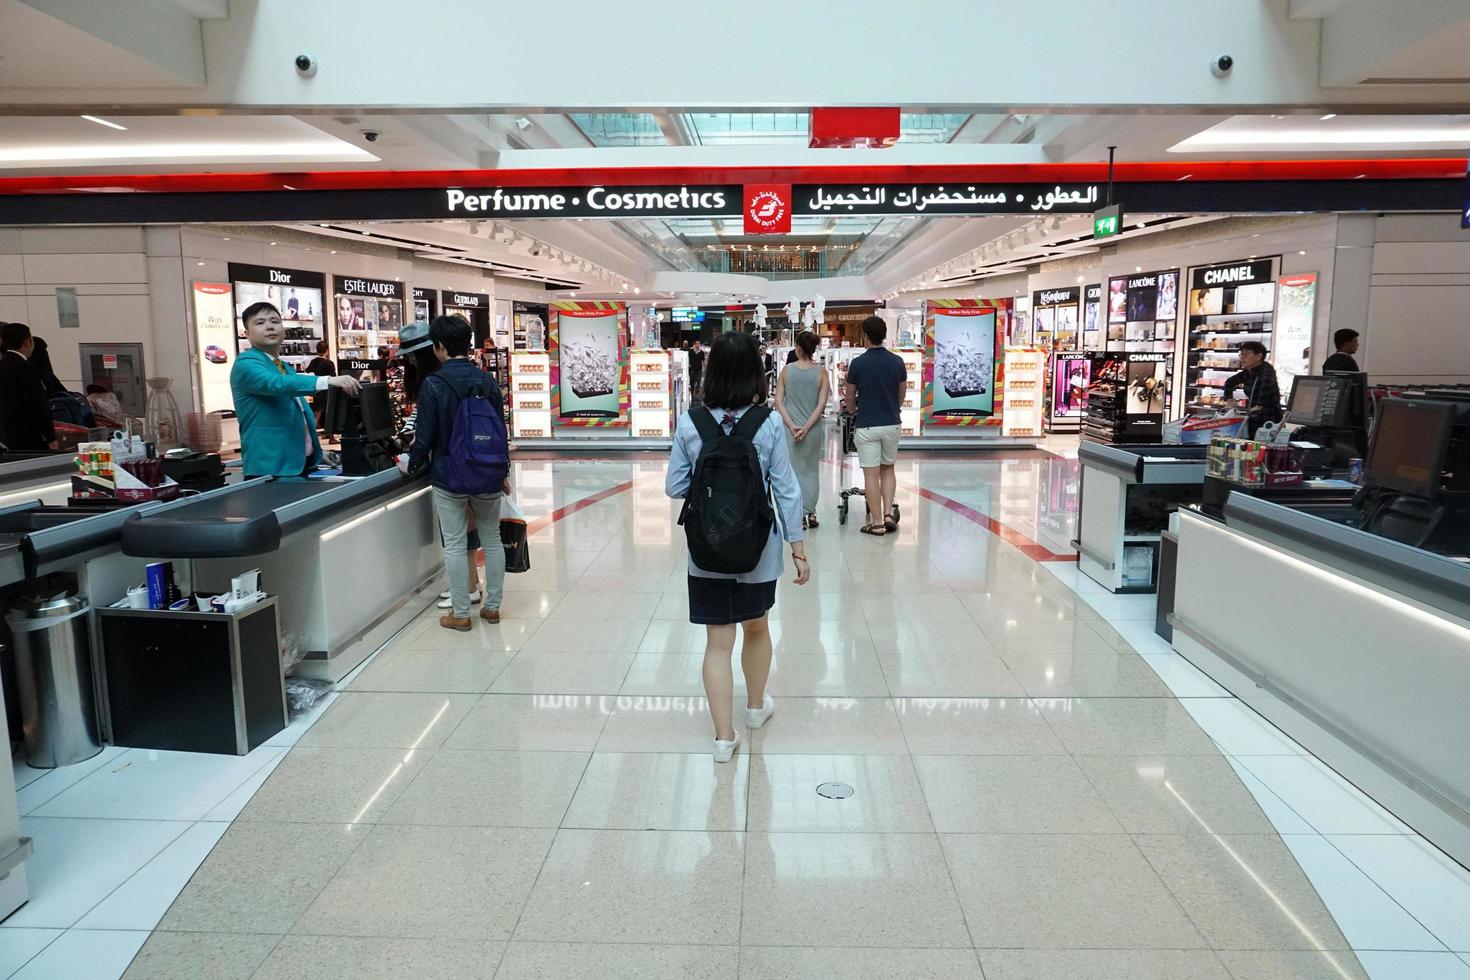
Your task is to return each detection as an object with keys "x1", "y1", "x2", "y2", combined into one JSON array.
[{"x1": 7, "y1": 441, "x2": 1470, "y2": 980}]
